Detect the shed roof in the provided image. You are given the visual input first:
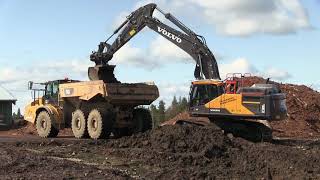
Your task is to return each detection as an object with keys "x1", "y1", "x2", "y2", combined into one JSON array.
[{"x1": 0, "y1": 85, "x2": 17, "y2": 102}]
